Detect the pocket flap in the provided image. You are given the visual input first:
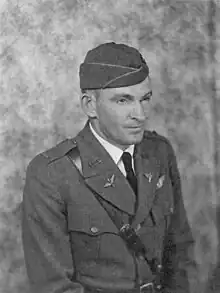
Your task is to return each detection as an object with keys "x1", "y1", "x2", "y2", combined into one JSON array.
[{"x1": 67, "y1": 203, "x2": 118, "y2": 235}]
